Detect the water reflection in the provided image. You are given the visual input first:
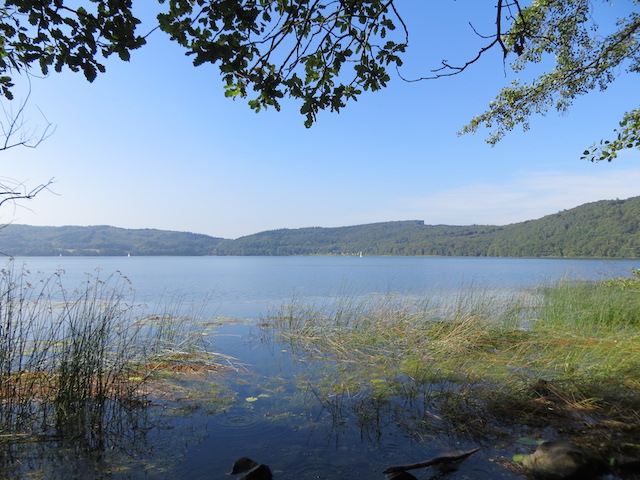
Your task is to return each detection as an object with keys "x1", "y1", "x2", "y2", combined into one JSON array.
[
  {"x1": 176, "y1": 323, "x2": 525, "y2": 480},
  {"x1": 1, "y1": 404, "x2": 201, "y2": 479},
  {"x1": 10, "y1": 254, "x2": 633, "y2": 479},
  {"x1": 2, "y1": 317, "x2": 529, "y2": 479}
]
